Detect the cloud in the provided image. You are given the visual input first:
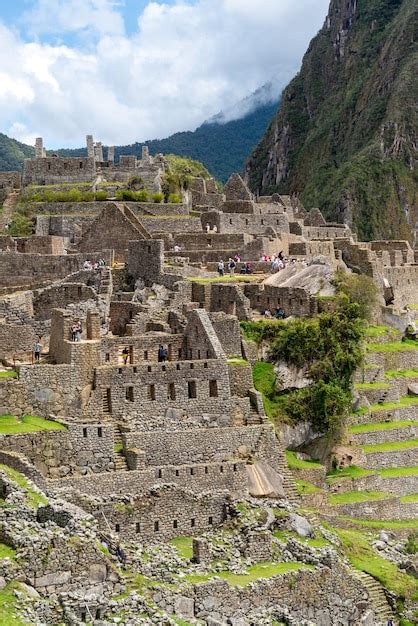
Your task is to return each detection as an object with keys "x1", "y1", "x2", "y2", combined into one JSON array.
[{"x1": 1, "y1": 0, "x2": 330, "y2": 148}]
